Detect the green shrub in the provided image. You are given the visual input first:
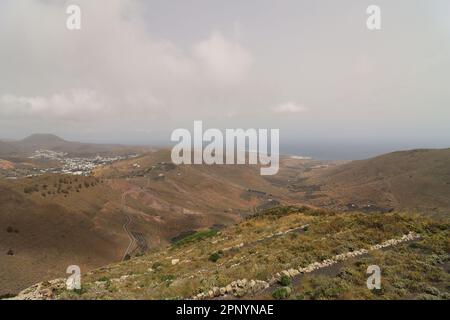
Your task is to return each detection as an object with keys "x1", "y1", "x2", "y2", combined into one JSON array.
[
  {"x1": 417, "y1": 293, "x2": 440, "y2": 300},
  {"x1": 309, "y1": 277, "x2": 348, "y2": 299},
  {"x1": 161, "y1": 274, "x2": 176, "y2": 287},
  {"x1": 272, "y1": 287, "x2": 291, "y2": 300},
  {"x1": 160, "y1": 274, "x2": 176, "y2": 282},
  {"x1": 98, "y1": 276, "x2": 110, "y2": 282},
  {"x1": 209, "y1": 252, "x2": 221, "y2": 262},
  {"x1": 278, "y1": 275, "x2": 292, "y2": 286},
  {"x1": 173, "y1": 229, "x2": 218, "y2": 247}
]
